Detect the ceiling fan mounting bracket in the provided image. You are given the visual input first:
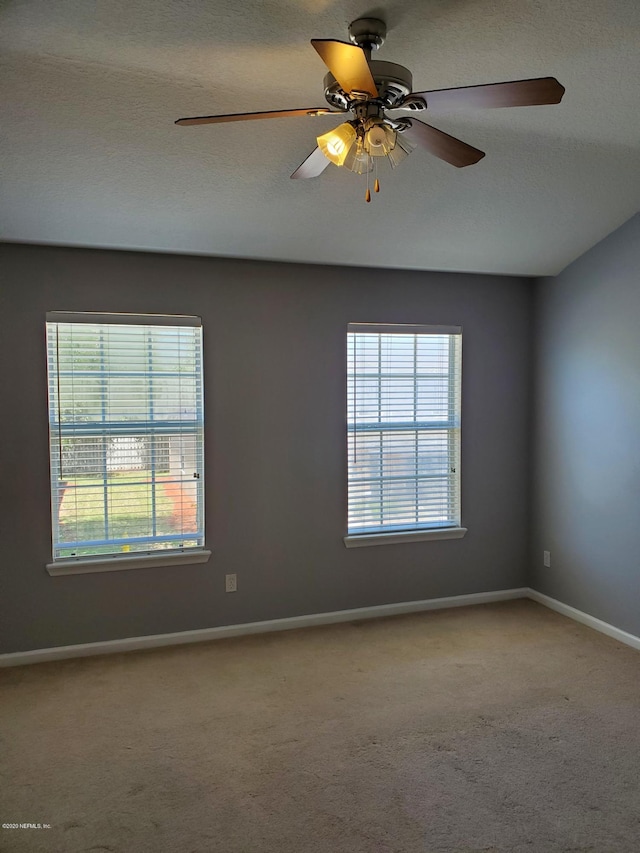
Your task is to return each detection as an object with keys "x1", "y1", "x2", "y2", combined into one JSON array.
[
  {"x1": 348, "y1": 17, "x2": 387, "y2": 51},
  {"x1": 386, "y1": 116, "x2": 413, "y2": 132},
  {"x1": 398, "y1": 95, "x2": 428, "y2": 112}
]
